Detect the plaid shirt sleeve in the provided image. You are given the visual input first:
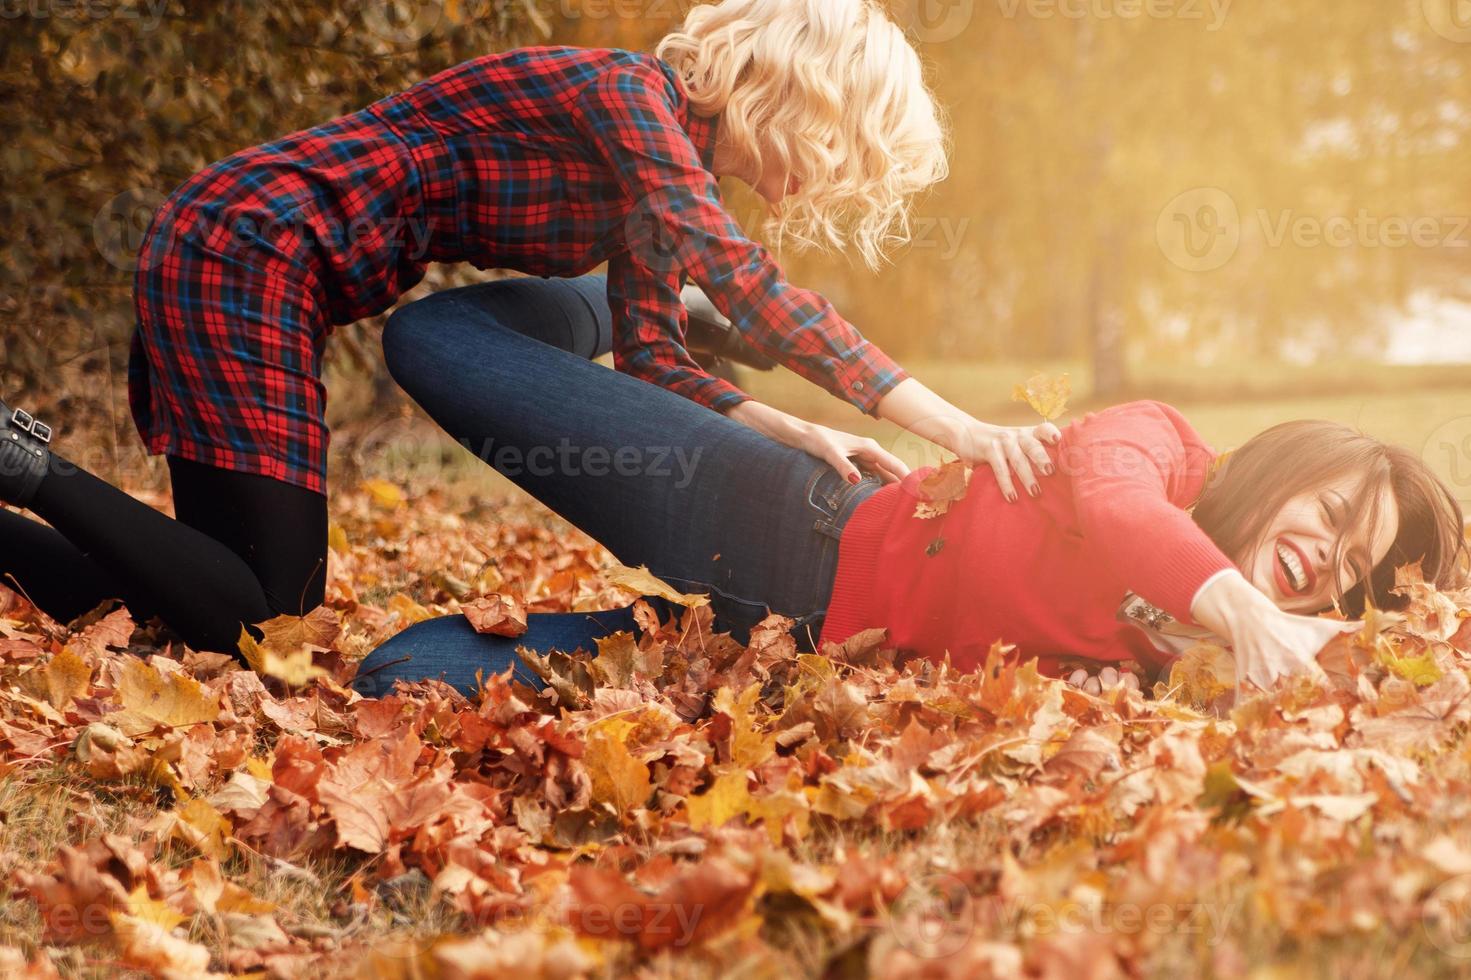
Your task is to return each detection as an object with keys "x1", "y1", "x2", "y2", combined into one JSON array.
[
  {"x1": 606, "y1": 251, "x2": 754, "y2": 413},
  {"x1": 573, "y1": 59, "x2": 910, "y2": 417}
]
